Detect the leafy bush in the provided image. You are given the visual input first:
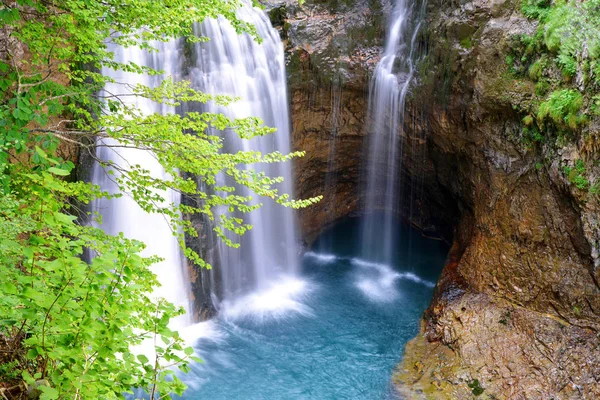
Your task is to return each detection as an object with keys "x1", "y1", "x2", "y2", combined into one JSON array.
[
  {"x1": 563, "y1": 159, "x2": 590, "y2": 190},
  {"x1": 537, "y1": 89, "x2": 584, "y2": 130},
  {"x1": 0, "y1": 0, "x2": 320, "y2": 398}
]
